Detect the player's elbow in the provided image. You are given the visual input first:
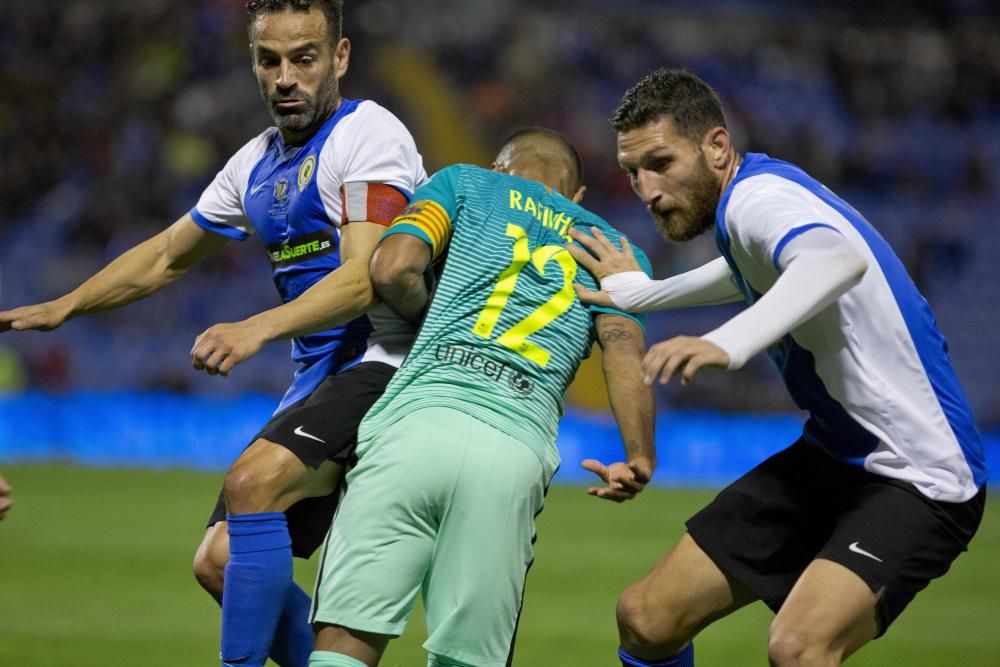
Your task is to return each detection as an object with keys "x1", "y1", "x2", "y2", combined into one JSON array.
[
  {"x1": 838, "y1": 246, "x2": 868, "y2": 287},
  {"x1": 370, "y1": 249, "x2": 421, "y2": 298},
  {"x1": 369, "y1": 258, "x2": 404, "y2": 298}
]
